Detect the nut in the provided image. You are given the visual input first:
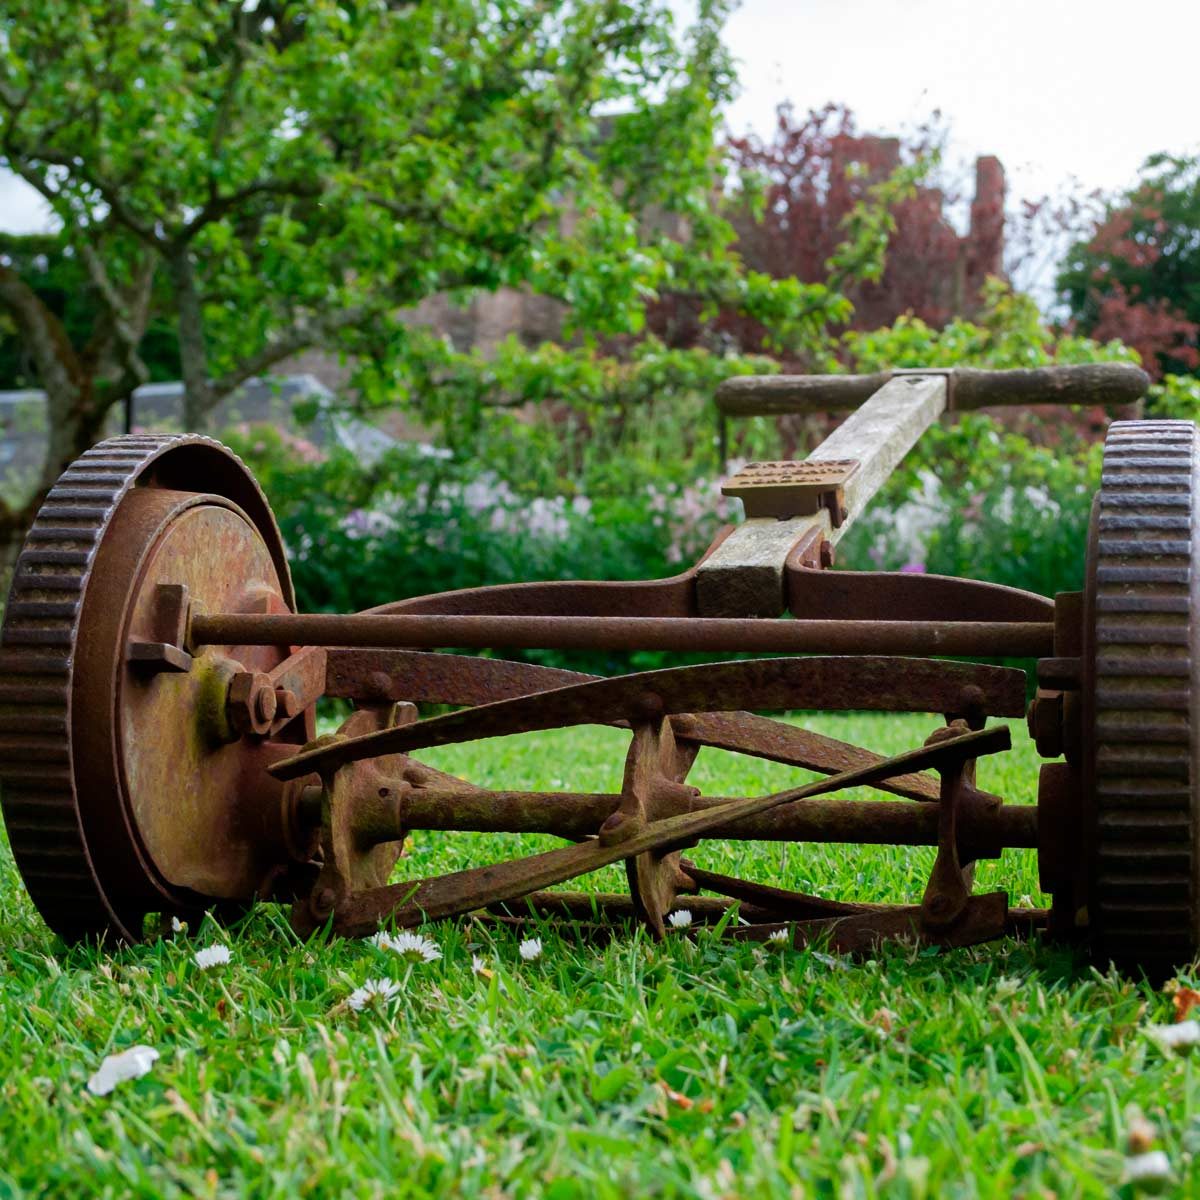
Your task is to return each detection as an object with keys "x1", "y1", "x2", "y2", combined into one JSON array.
[
  {"x1": 227, "y1": 670, "x2": 277, "y2": 737},
  {"x1": 1027, "y1": 690, "x2": 1065, "y2": 759}
]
